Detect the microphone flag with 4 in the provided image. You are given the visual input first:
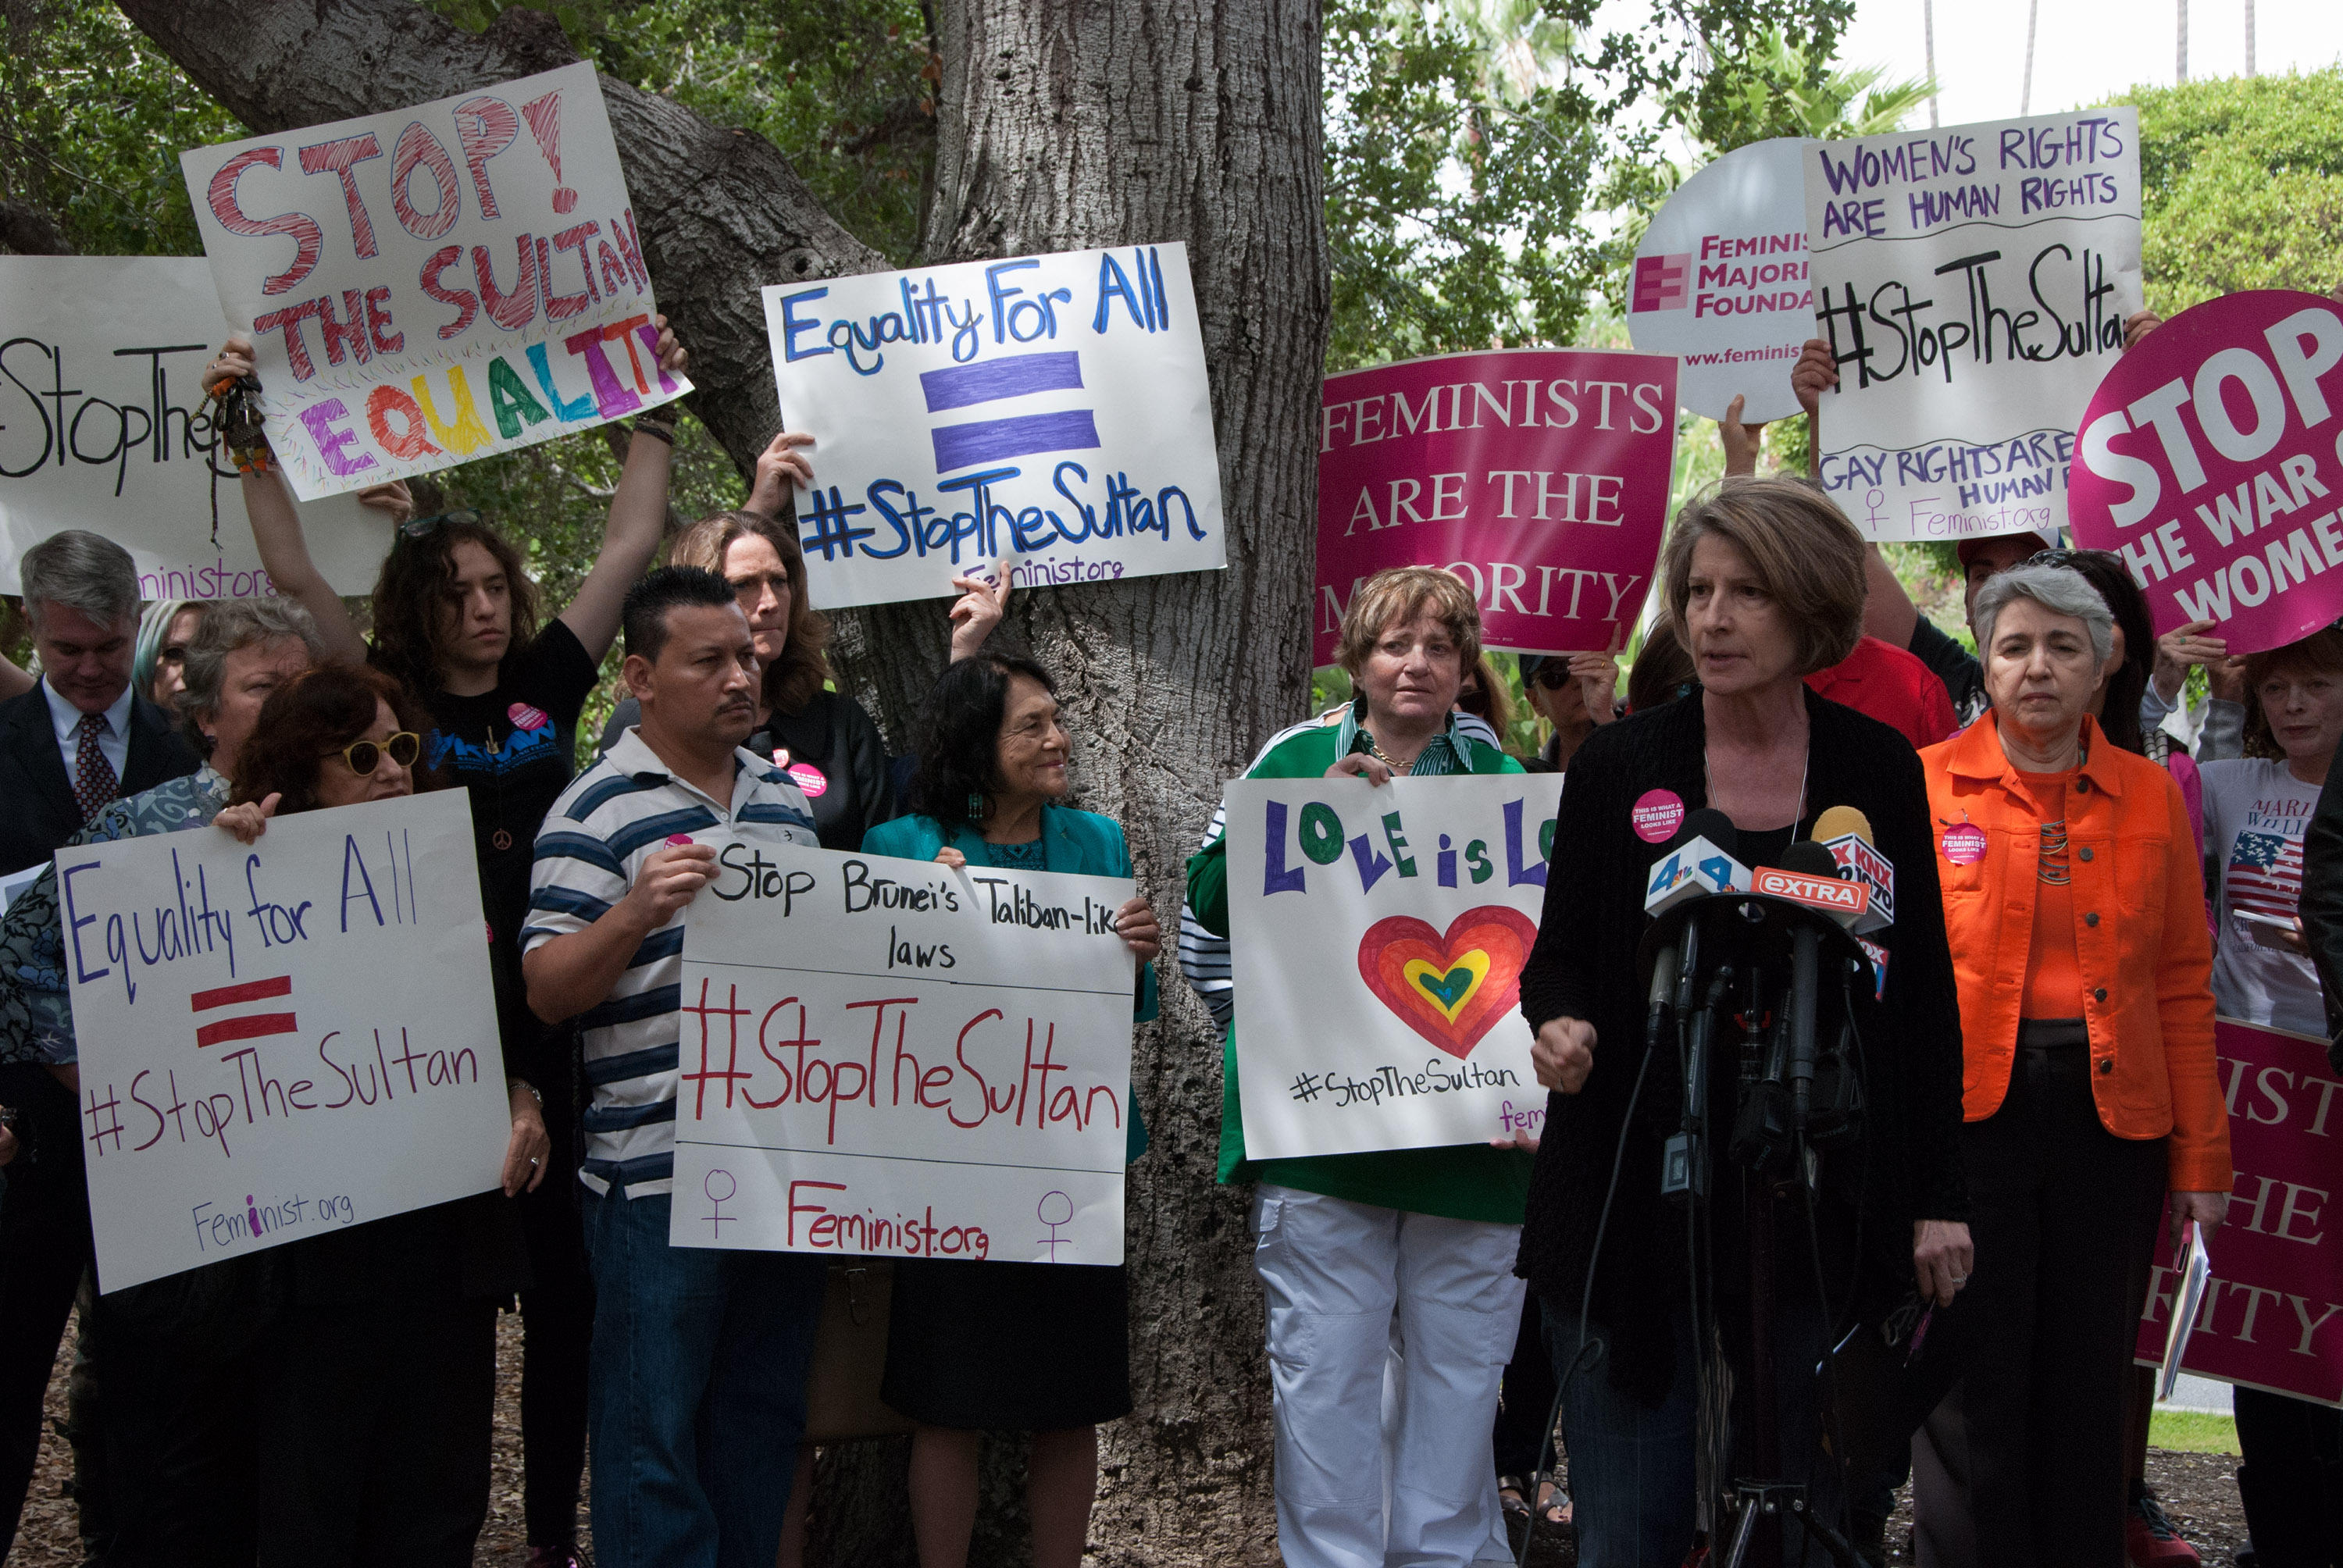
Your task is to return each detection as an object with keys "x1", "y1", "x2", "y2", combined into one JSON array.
[{"x1": 762, "y1": 244, "x2": 1225, "y2": 609}]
